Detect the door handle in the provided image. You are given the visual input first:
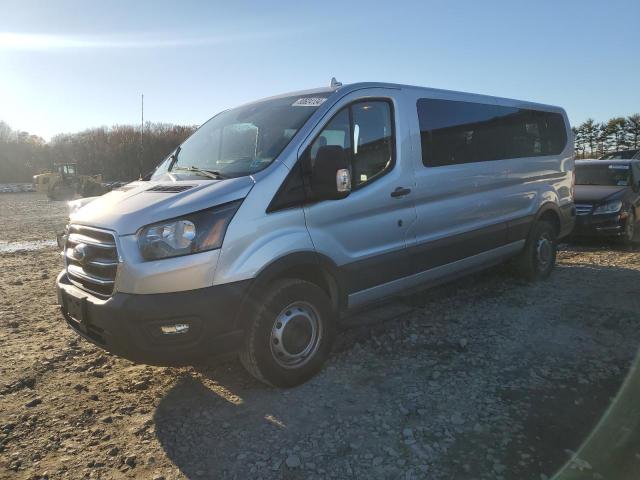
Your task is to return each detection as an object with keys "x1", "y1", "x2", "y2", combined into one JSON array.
[{"x1": 390, "y1": 186, "x2": 411, "y2": 198}]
